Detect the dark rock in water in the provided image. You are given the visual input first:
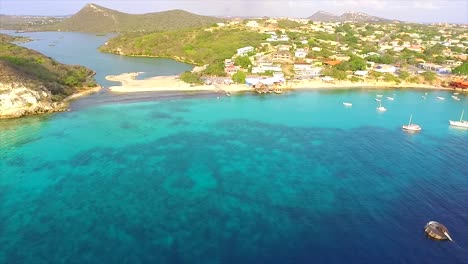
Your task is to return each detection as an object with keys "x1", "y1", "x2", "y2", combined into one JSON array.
[{"x1": 424, "y1": 221, "x2": 453, "y2": 241}]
